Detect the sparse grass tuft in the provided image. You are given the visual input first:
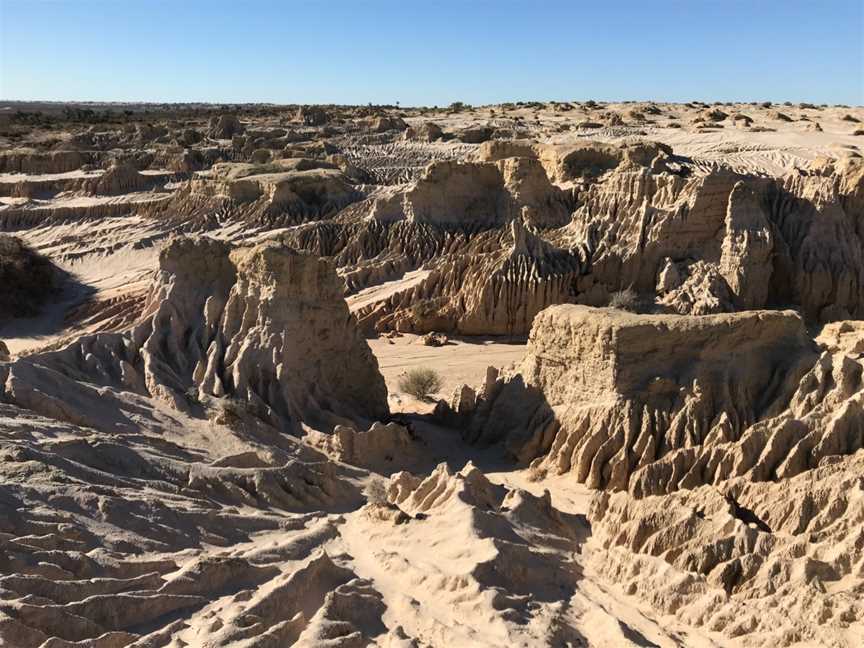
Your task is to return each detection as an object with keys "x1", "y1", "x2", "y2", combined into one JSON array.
[{"x1": 609, "y1": 287, "x2": 639, "y2": 312}]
